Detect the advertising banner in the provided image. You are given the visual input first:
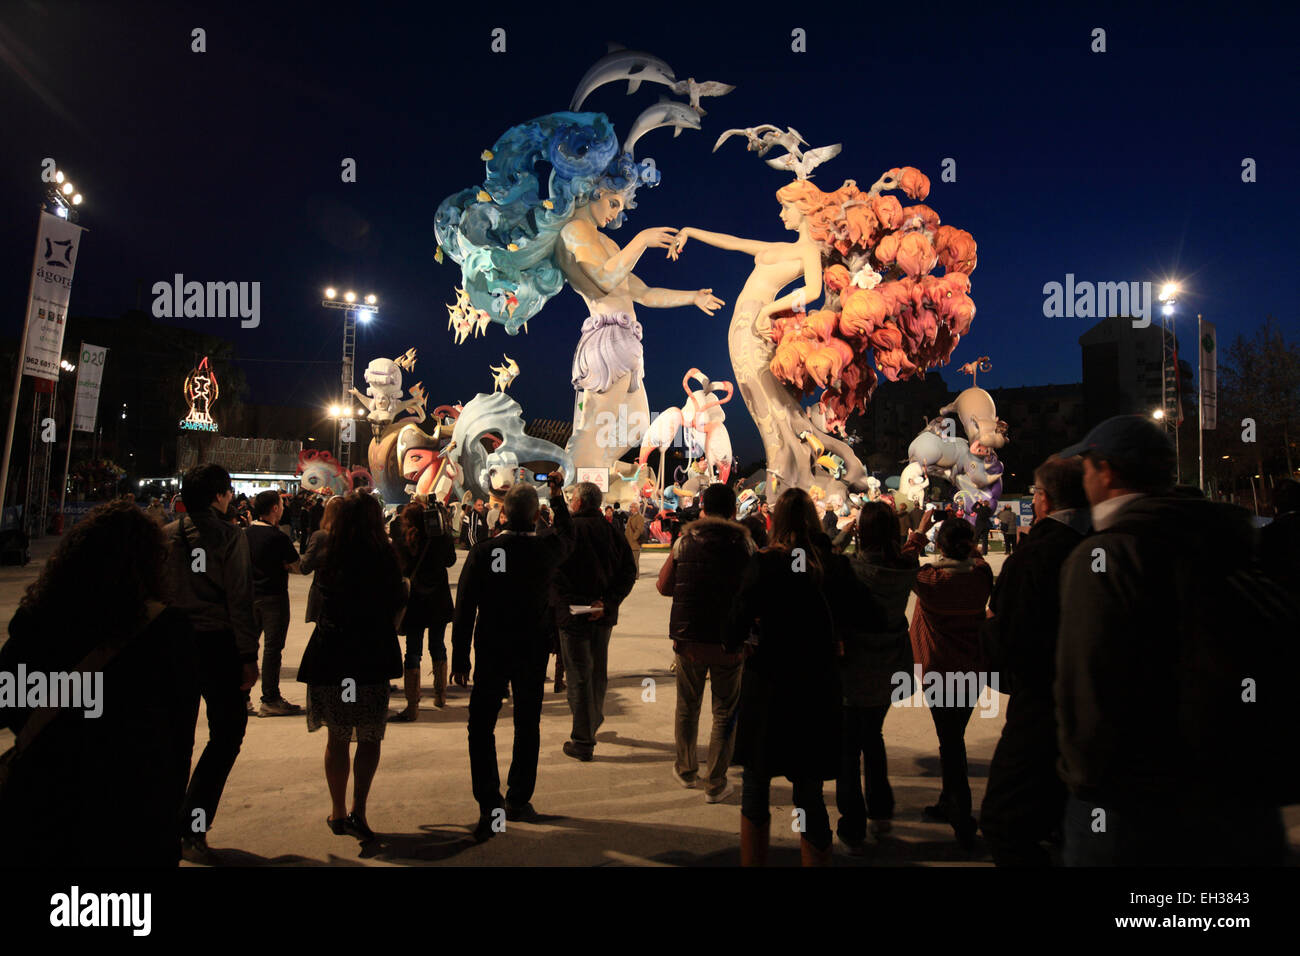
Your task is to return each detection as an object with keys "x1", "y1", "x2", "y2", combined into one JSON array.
[{"x1": 22, "y1": 212, "x2": 85, "y2": 381}]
